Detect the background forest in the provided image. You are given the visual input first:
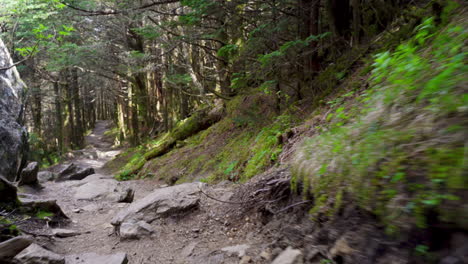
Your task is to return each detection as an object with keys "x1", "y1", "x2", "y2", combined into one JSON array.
[
  {"x1": 1, "y1": 0, "x2": 428, "y2": 162},
  {"x1": 0, "y1": 0, "x2": 467, "y2": 262}
]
